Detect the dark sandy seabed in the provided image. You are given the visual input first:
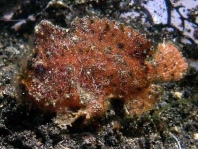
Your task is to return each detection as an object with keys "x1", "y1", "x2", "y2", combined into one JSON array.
[{"x1": 0, "y1": 0, "x2": 198, "y2": 148}]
